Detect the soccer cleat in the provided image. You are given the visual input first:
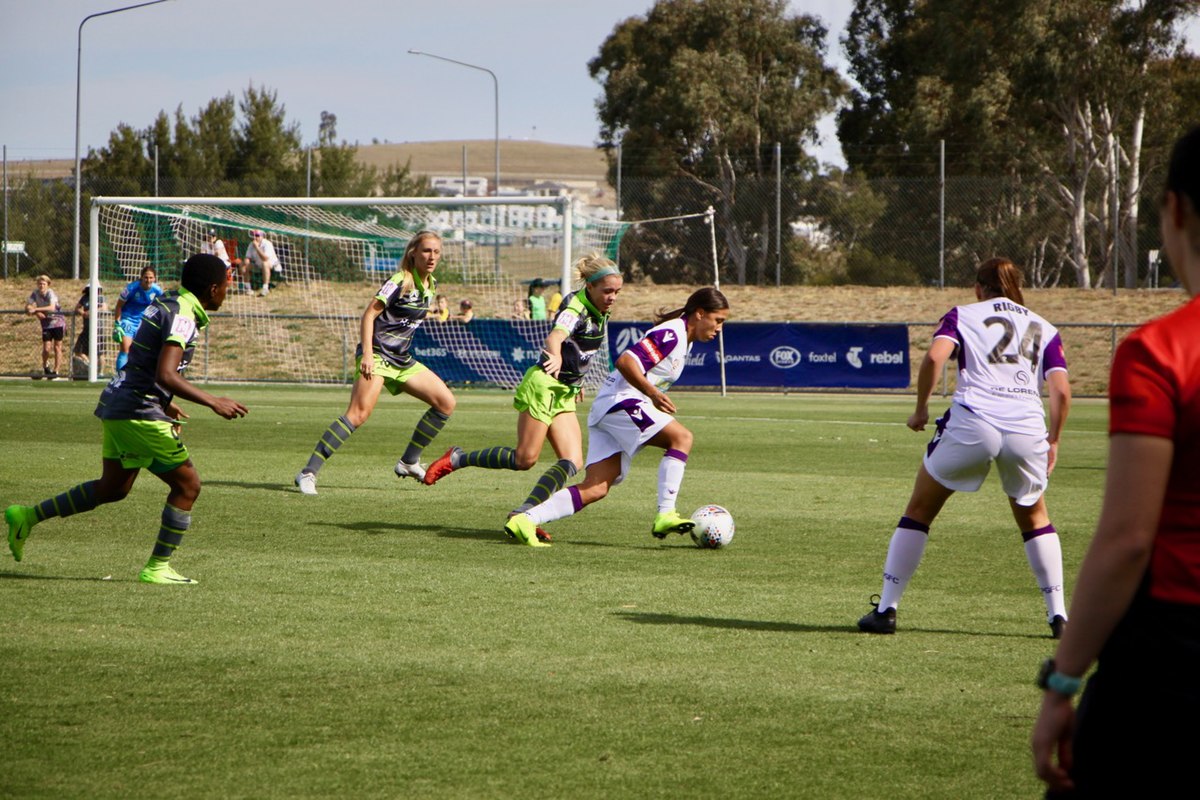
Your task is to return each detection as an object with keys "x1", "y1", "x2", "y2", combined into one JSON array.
[
  {"x1": 507, "y1": 510, "x2": 551, "y2": 542},
  {"x1": 295, "y1": 471, "x2": 318, "y2": 496},
  {"x1": 394, "y1": 459, "x2": 427, "y2": 482},
  {"x1": 138, "y1": 562, "x2": 197, "y2": 585},
  {"x1": 422, "y1": 447, "x2": 461, "y2": 486},
  {"x1": 651, "y1": 510, "x2": 695, "y2": 540},
  {"x1": 1049, "y1": 615, "x2": 1066, "y2": 640},
  {"x1": 857, "y1": 595, "x2": 897, "y2": 634},
  {"x1": 504, "y1": 513, "x2": 551, "y2": 547},
  {"x1": 5, "y1": 504, "x2": 34, "y2": 562}
]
